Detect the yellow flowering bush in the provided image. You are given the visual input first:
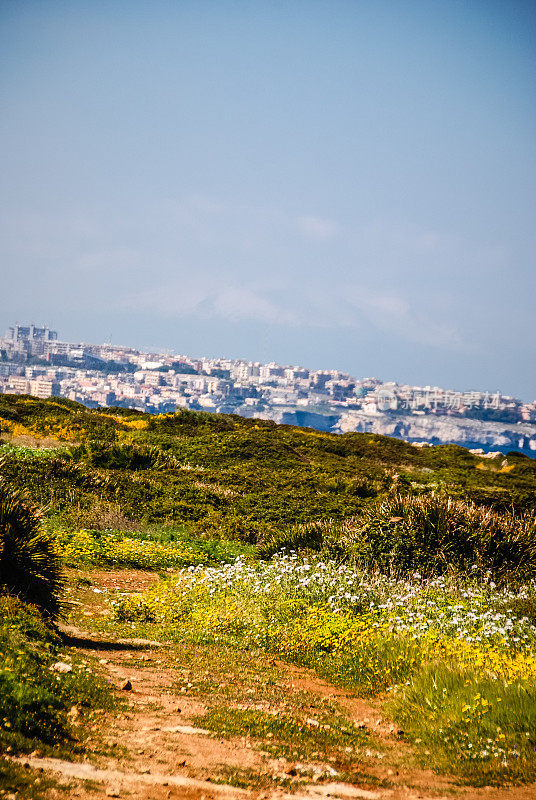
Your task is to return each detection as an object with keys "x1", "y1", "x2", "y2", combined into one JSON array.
[{"x1": 54, "y1": 528, "x2": 246, "y2": 571}]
